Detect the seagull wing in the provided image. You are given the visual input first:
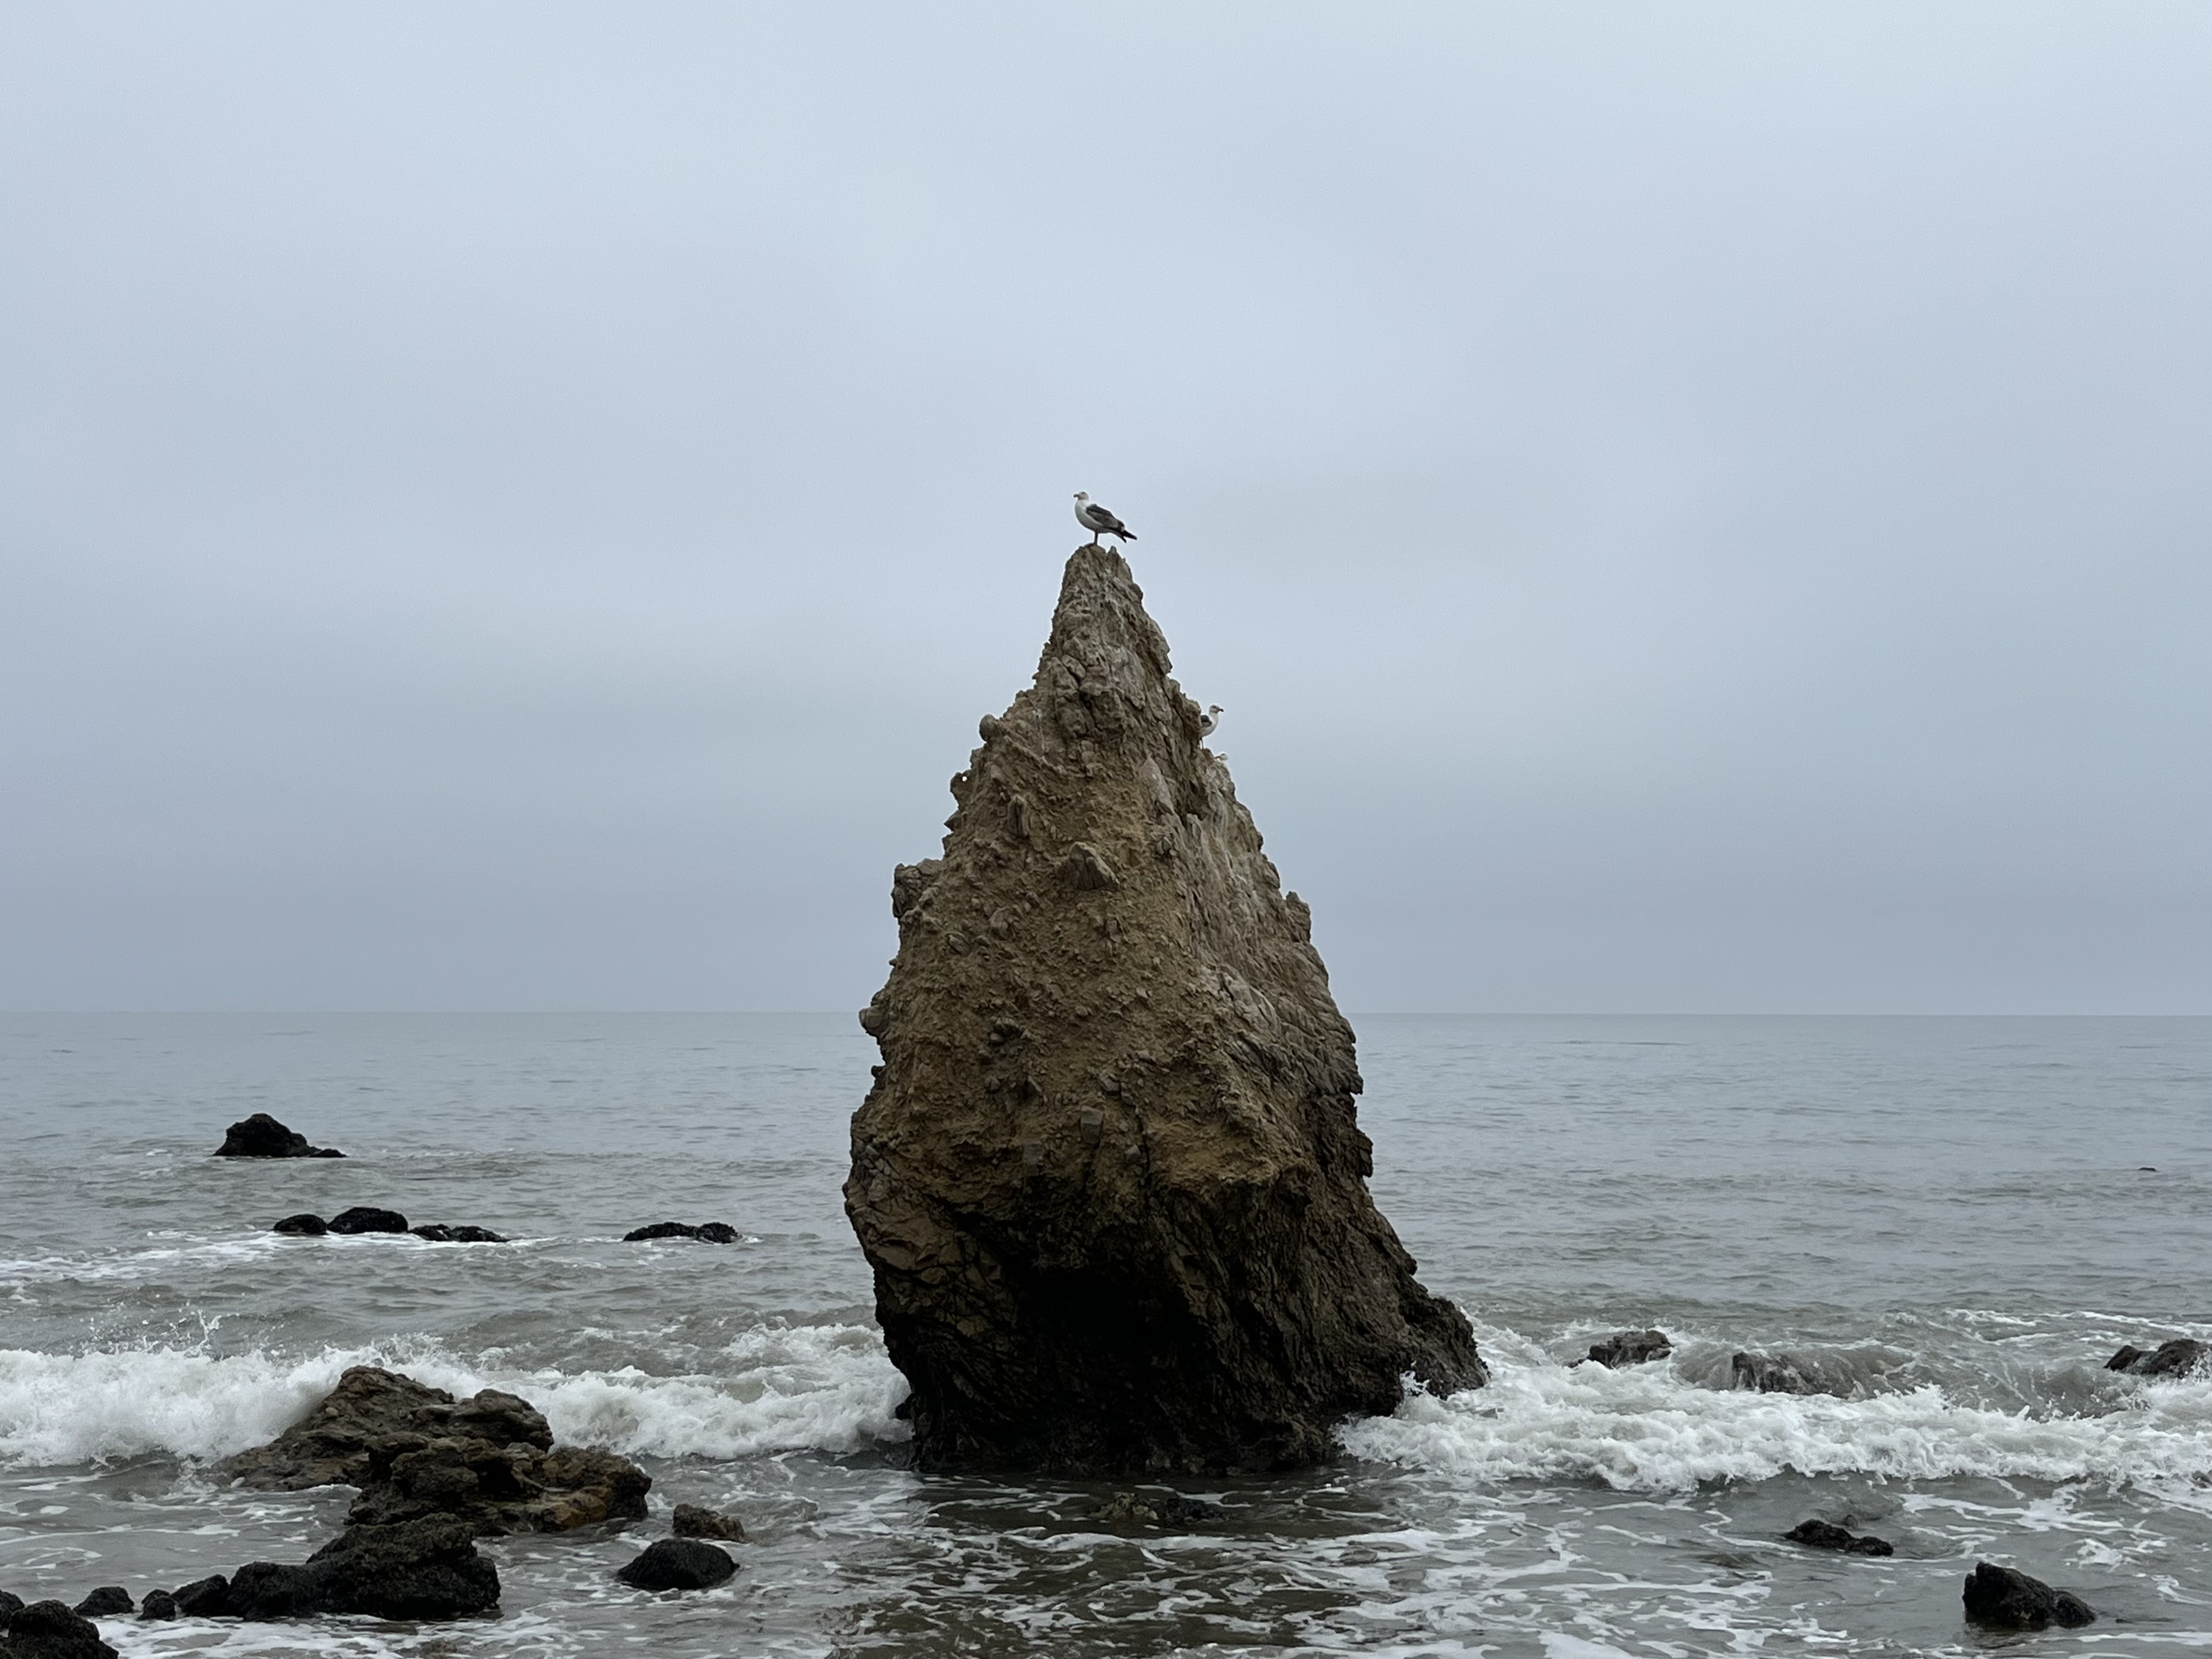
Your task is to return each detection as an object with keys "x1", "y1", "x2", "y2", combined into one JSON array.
[{"x1": 1088, "y1": 503, "x2": 1131, "y2": 534}]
